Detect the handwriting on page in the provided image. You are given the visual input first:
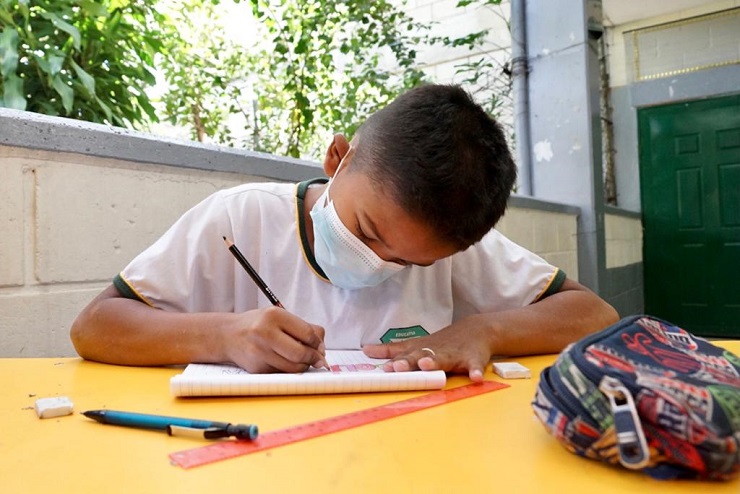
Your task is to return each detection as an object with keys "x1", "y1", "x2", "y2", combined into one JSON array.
[
  {"x1": 327, "y1": 351, "x2": 383, "y2": 373},
  {"x1": 213, "y1": 351, "x2": 384, "y2": 375},
  {"x1": 330, "y1": 363, "x2": 380, "y2": 372}
]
